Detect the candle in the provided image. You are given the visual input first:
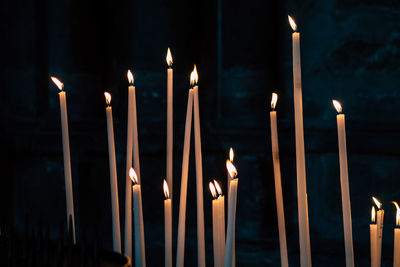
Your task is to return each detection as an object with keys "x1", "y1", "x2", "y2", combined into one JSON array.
[
  {"x1": 227, "y1": 148, "x2": 234, "y2": 203},
  {"x1": 166, "y1": 48, "x2": 174, "y2": 199},
  {"x1": 373, "y1": 197, "x2": 384, "y2": 267},
  {"x1": 130, "y1": 71, "x2": 141, "y2": 185},
  {"x1": 288, "y1": 15, "x2": 312, "y2": 266},
  {"x1": 163, "y1": 180, "x2": 172, "y2": 267},
  {"x1": 224, "y1": 161, "x2": 238, "y2": 267},
  {"x1": 371, "y1": 206, "x2": 378, "y2": 267},
  {"x1": 393, "y1": 202, "x2": 400, "y2": 267},
  {"x1": 210, "y1": 180, "x2": 225, "y2": 267},
  {"x1": 176, "y1": 79, "x2": 194, "y2": 267},
  {"x1": 192, "y1": 65, "x2": 206, "y2": 267},
  {"x1": 332, "y1": 100, "x2": 354, "y2": 267},
  {"x1": 269, "y1": 93, "x2": 289, "y2": 267},
  {"x1": 125, "y1": 70, "x2": 135, "y2": 260},
  {"x1": 210, "y1": 182, "x2": 220, "y2": 267},
  {"x1": 104, "y1": 92, "x2": 122, "y2": 253},
  {"x1": 130, "y1": 168, "x2": 146, "y2": 267},
  {"x1": 226, "y1": 148, "x2": 235, "y2": 267},
  {"x1": 51, "y1": 77, "x2": 76, "y2": 244}
]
